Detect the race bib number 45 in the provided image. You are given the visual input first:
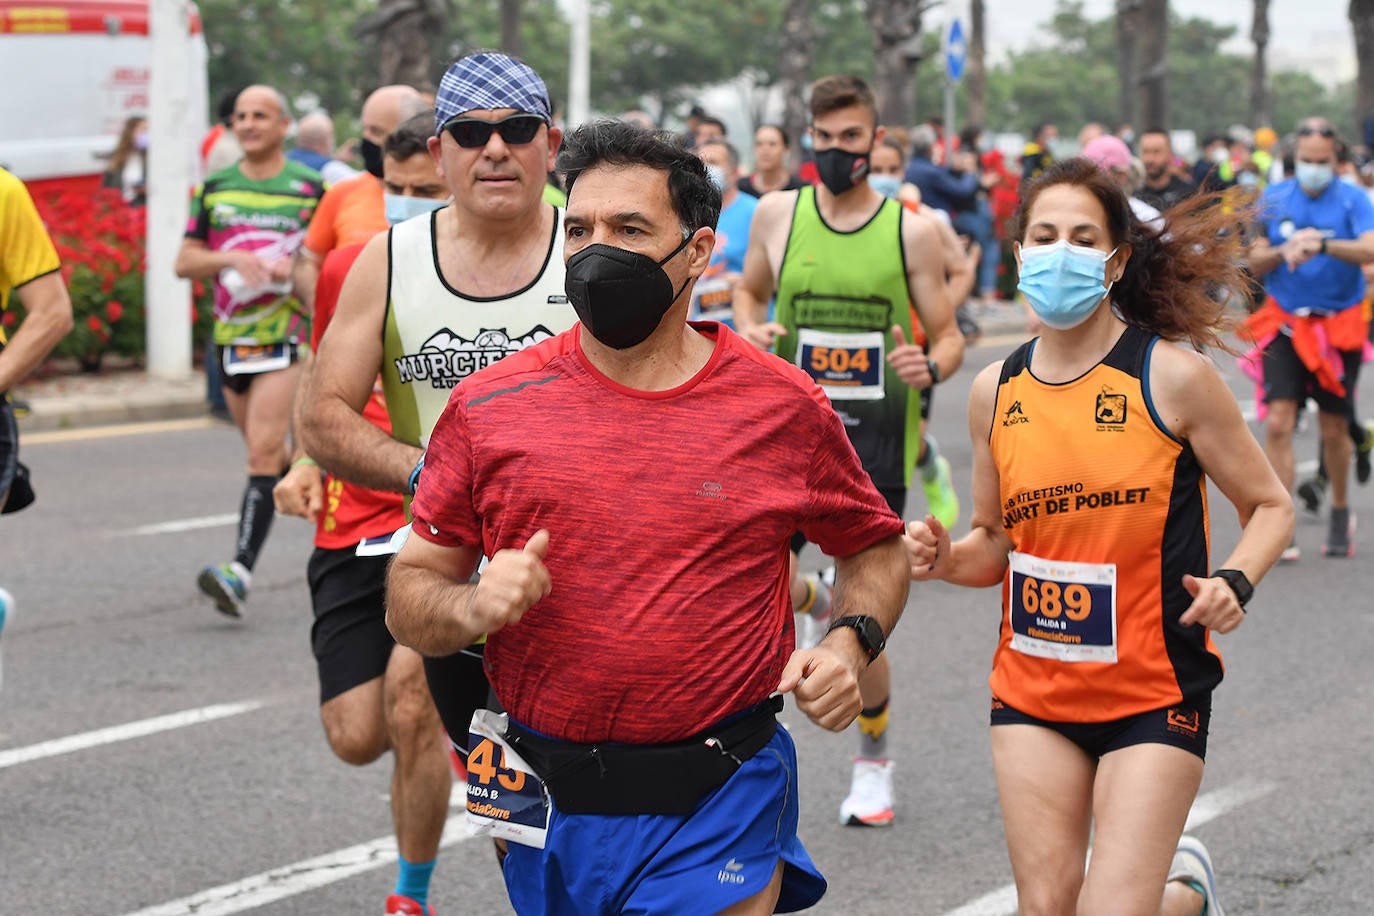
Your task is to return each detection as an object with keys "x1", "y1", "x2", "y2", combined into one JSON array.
[
  {"x1": 795, "y1": 328, "x2": 884, "y2": 401},
  {"x1": 1008, "y1": 552, "x2": 1117, "y2": 663},
  {"x1": 466, "y1": 710, "x2": 549, "y2": 849}
]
